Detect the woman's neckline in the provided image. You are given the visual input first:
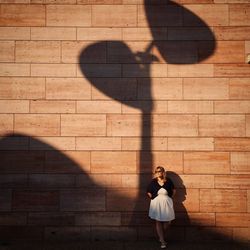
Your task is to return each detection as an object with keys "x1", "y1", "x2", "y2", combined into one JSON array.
[{"x1": 157, "y1": 179, "x2": 166, "y2": 187}]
